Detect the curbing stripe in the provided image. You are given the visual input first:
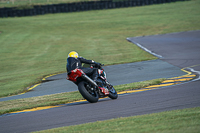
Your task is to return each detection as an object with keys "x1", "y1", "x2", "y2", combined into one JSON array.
[
  {"x1": 20, "y1": 83, "x2": 41, "y2": 95},
  {"x1": 19, "y1": 72, "x2": 63, "y2": 95}
]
